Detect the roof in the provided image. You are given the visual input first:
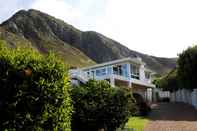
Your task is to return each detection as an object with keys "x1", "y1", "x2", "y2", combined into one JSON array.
[{"x1": 81, "y1": 57, "x2": 154, "y2": 73}]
